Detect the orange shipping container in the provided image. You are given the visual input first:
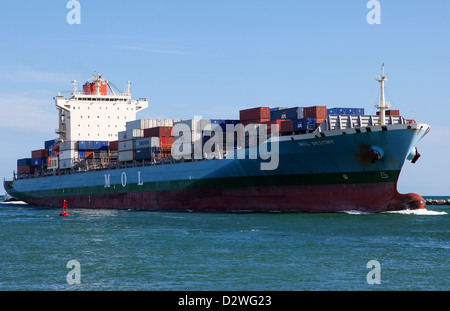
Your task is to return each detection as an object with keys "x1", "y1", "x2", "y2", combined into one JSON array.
[
  {"x1": 239, "y1": 107, "x2": 270, "y2": 121},
  {"x1": 303, "y1": 106, "x2": 327, "y2": 119}
]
